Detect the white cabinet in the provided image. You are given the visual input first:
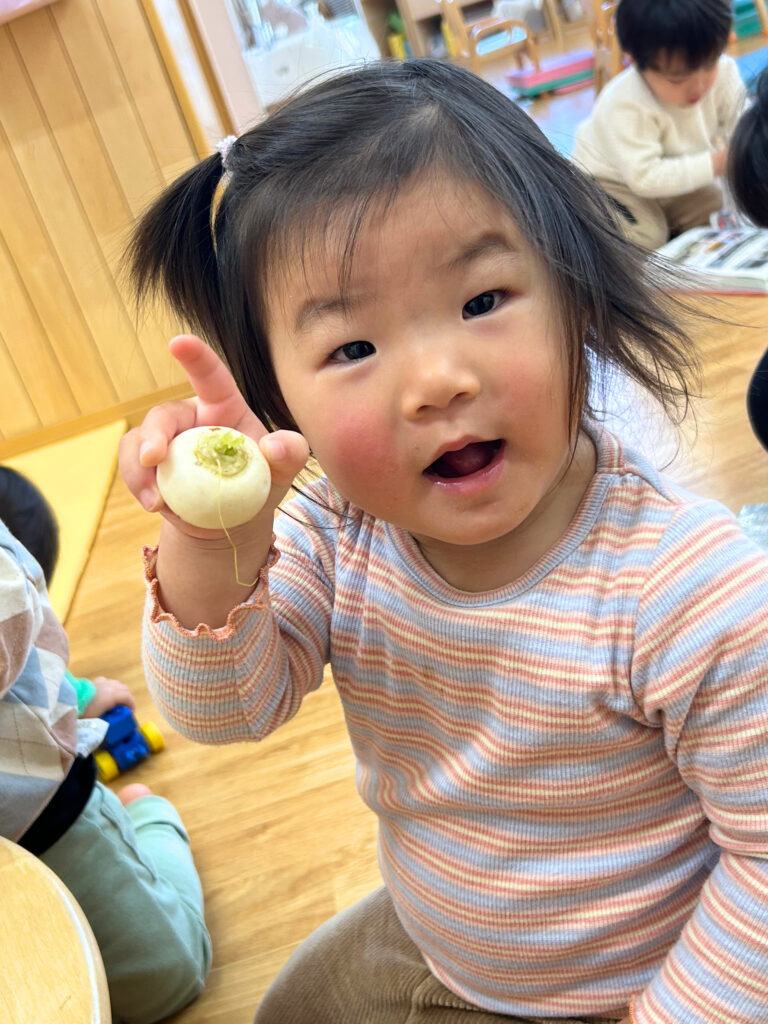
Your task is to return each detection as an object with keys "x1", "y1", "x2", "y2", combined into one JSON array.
[
  {"x1": 243, "y1": 9, "x2": 379, "y2": 108},
  {"x1": 184, "y1": 0, "x2": 379, "y2": 130}
]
